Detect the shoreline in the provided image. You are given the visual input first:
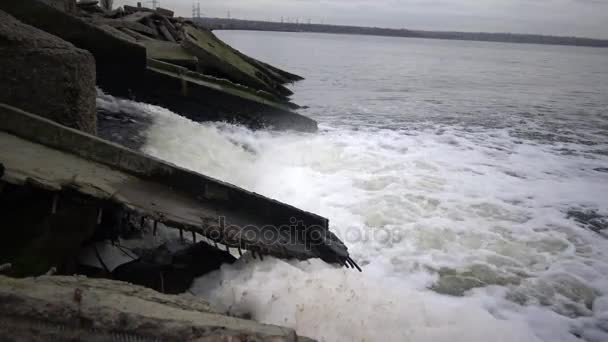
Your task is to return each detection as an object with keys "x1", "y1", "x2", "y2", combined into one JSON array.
[{"x1": 198, "y1": 17, "x2": 608, "y2": 48}]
